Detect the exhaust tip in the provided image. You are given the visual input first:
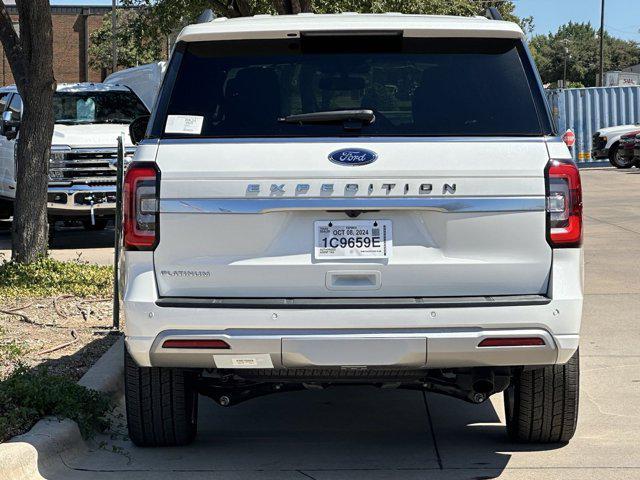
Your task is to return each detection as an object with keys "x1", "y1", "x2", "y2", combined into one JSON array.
[{"x1": 473, "y1": 379, "x2": 495, "y2": 394}]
